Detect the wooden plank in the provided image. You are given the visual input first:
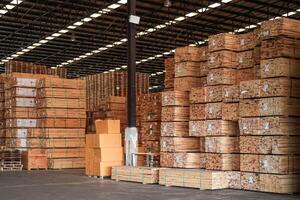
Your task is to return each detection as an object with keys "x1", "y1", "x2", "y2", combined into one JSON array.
[
  {"x1": 205, "y1": 153, "x2": 240, "y2": 171},
  {"x1": 175, "y1": 46, "x2": 208, "y2": 63},
  {"x1": 205, "y1": 136, "x2": 239, "y2": 153},
  {"x1": 161, "y1": 122, "x2": 189, "y2": 137},
  {"x1": 112, "y1": 166, "x2": 160, "y2": 184},
  {"x1": 140, "y1": 122, "x2": 160, "y2": 141},
  {"x1": 46, "y1": 148, "x2": 85, "y2": 159},
  {"x1": 260, "y1": 58, "x2": 300, "y2": 78},
  {"x1": 48, "y1": 158, "x2": 85, "y2": 169},
  {"x1": 208, "y1": 33, "x2": 238, "y2": 52},
  {"x1": 240, "y1": 135, "x2": 300, "y2": 154},
  {"x1": 189, "y1": 120, "x2": 238, "y2": 137},
  {"x1": 236, "y1": 50, "x2": 255, "y2": 69},
  {"x1": 239, "y1": 97, "x2": 300, "y2": 117},
  {"x1": 239, "y1": 117, "x2": 300, "y2": 136},
  {"x1": 161, "y1": 106, "x2": 189, "y2": 122},
  {"x1": 37, "y1": 78, "x2": 86, "y2": 89},
  {"x1": 259, "y1": 174, "x2": 300, "y2": 194},
  {"x1": 37, "y1": 88, "x2": 85, "y2": 99},
  {"x1": 175, "y1": 62, "x2": 201, "y2": 78},
  {"x1": 222, "y1": 103, "x2": 239, "y2": 121},
  {"x1": 37, "y1": 109, "x2": 86, "y2": 118},
  {"x1": 236, "y1": 67, "x2": 257, "y2": 84},
  {"x1": 174, "y1": 77, "x2": 203, "y2": 91},
  {"x1": 37, "y1": 118, "x2": 86, "y2": 128},
  {"x1": 160, "y1": 137, "x2": 200, "y2": 152},
  {"x1": 141, "y1": 140, "x2": 160, "y2": 153},
  {"x1": 222, "y1": 85, "x2": 240, "y2": 103},
  {"x1": 190, "y1": 86, "x2": 224, "y2": 104},
  {"x1": 160, "y1": 152, "x2": 205, "y2": 168}
]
